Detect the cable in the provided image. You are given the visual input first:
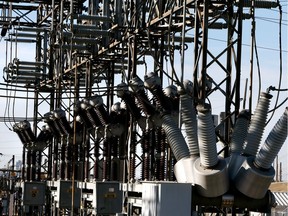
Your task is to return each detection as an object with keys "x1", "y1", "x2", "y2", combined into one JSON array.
[
  {"x1": 268, "y1": 97, "x2": 288, "y2": 113},
  {"x1": 266, "y1": 1, "x2": 284, "y2": 126},
  {"x1": 253, "y1": 36, "x2": 262, "y2": 102}
]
